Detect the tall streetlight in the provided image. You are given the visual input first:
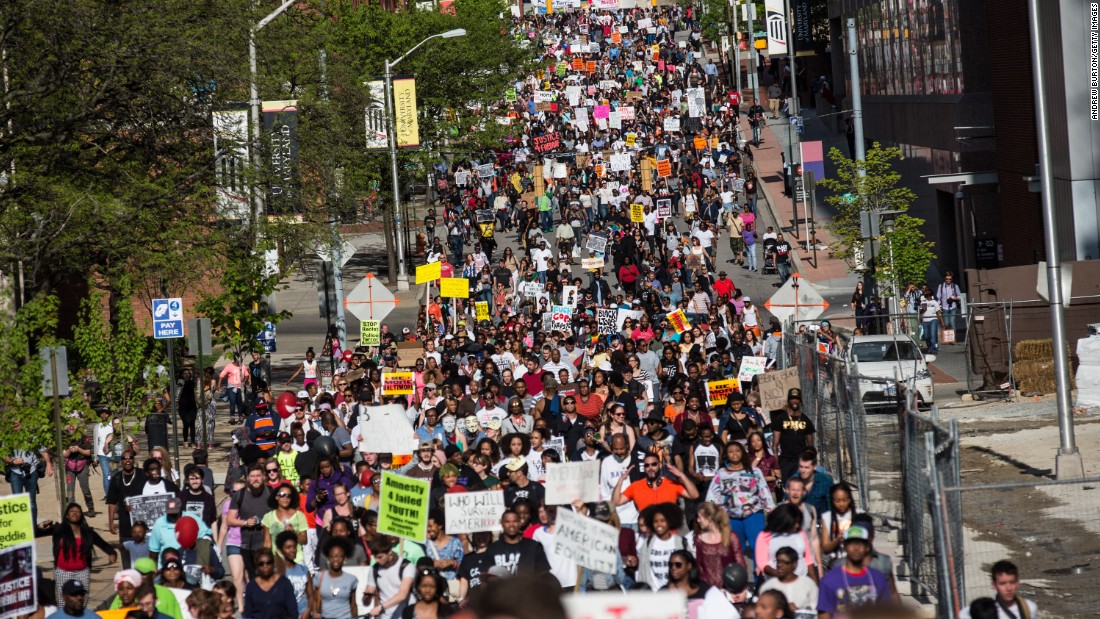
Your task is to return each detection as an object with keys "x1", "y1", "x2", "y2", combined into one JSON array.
[
  {"x1": 249, "y1": 0, "x2": 299, "y2": 232},
  {"x1": 385, "y1": 28, "x2": 466, "y2": 291}
]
